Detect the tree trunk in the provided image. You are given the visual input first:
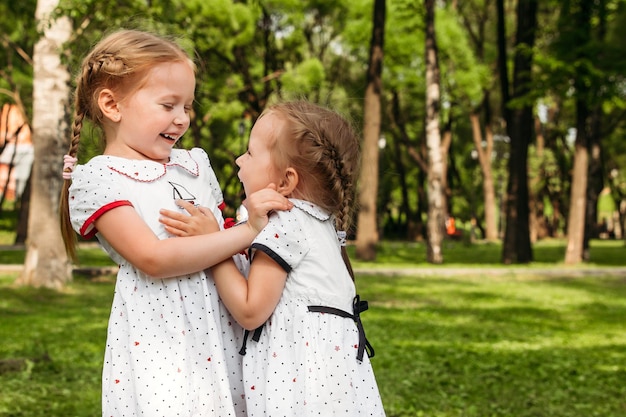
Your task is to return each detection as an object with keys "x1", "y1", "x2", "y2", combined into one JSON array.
[
  {"x1": 16, "y1": 0, "x2": 72, "y2": 288},
  {"x1": 583, "y1": 112, "x2": 603, "y2": 260},
  {"x1": 388, "y1": 91, "x2": 412, "y2": 240},
  {"x1": 500, "y1": 0, "x2": 536, "y2": 264},
  {"x1": 529, "y1": 116, "x2": 546, "y2": 242},
  {"x1": 356, "y1": 0, "x2": 386, "y2": 261},
  {"x1": 440, "y1": 116, "x2": 452, "y2": 220},
  {"x1": 424, "y1": 0, "x2": 444, "y2": 264},
  {"x1": 582, "y1": 0, "x2": 607, "y2": 261},
  {"x1": 15, "y1": 173, "x2": 31, "y2": 244},
  {"x1": 565, "y1": 101, "x2": 589, "y2": 264},
  {"x1": 469, "y1": 112, "x2": 498, "y2": 241},
  {"x1": 388, "y1": 89, "x2": 428, "y2": 241},
  {"x1": 564, "y1": 0, "x2": 594, "y2": 265}
]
